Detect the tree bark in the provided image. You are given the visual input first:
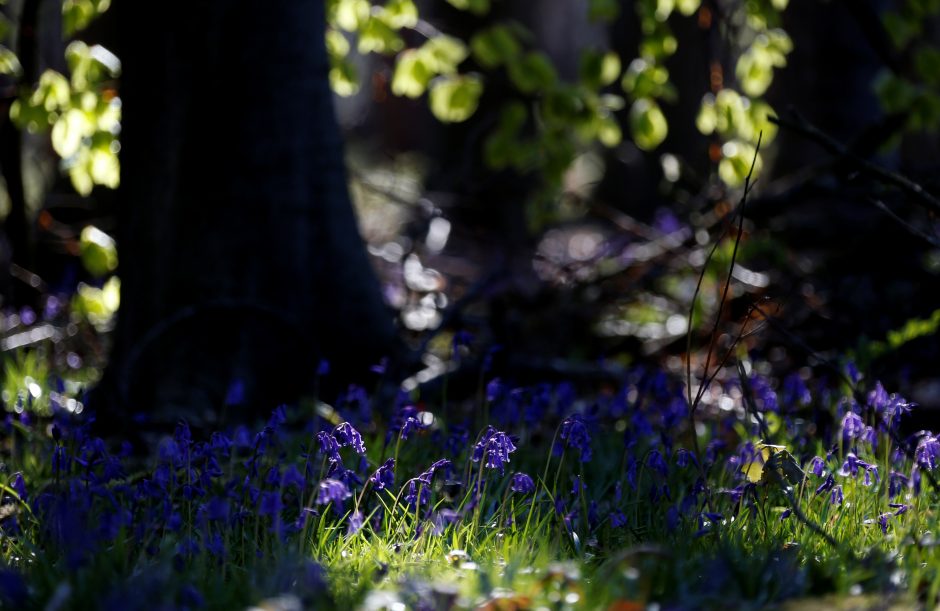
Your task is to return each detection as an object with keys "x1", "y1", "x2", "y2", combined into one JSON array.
[{"x1": 99, "y1": 0, "x2": 401, "y2": 431}]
